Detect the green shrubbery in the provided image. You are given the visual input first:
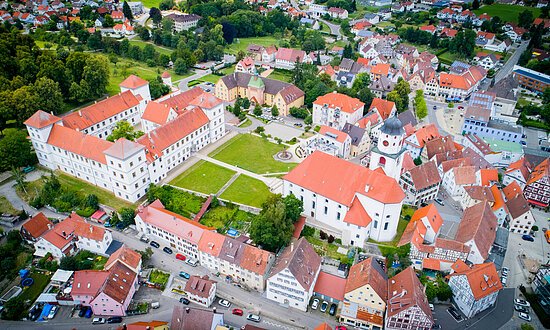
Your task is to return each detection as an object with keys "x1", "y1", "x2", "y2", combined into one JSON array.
[{"x1": 146, "y1": 185, "x2": 204, "y2": 218}]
